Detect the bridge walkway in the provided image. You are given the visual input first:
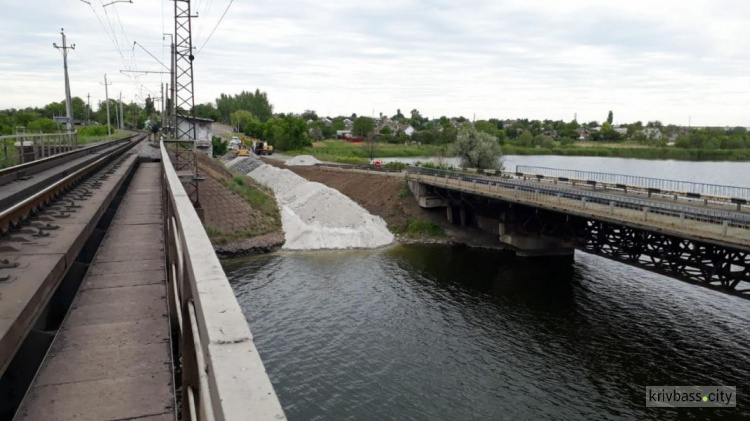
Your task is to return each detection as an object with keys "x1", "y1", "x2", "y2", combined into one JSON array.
[{"x1": 15, "y1": 162, "x2": 174, "y2": 420}]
